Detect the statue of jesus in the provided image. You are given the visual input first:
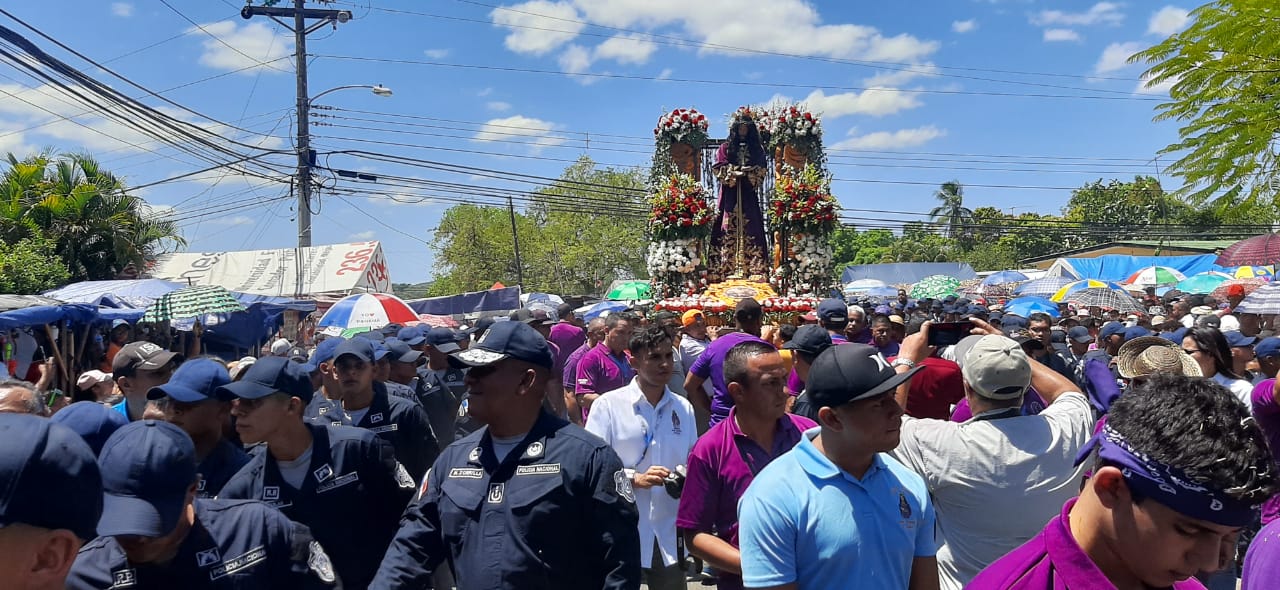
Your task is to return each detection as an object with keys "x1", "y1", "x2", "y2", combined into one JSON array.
[{"x1": 711, "y1": 114, "x2": 769, "y2": 278}]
